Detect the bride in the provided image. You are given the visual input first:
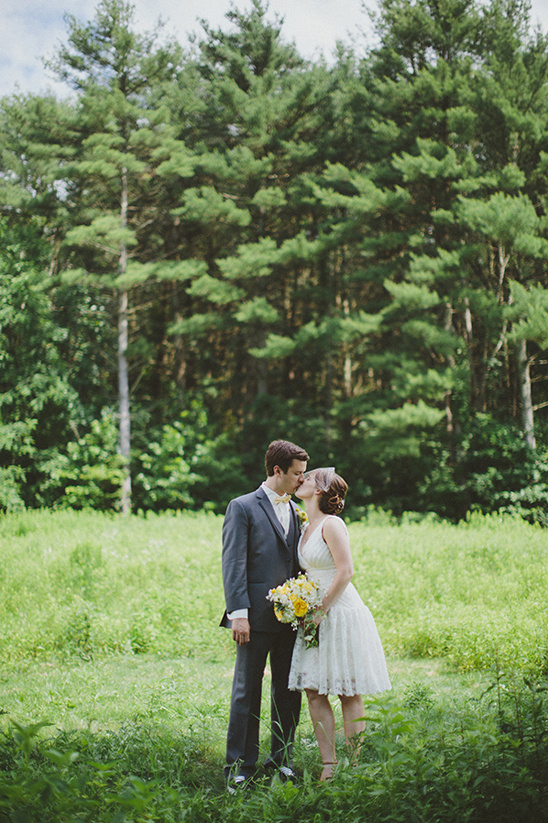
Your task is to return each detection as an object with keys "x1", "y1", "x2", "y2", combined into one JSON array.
[{"x1": 288, "y1": 467, "x2": 391, "y2": 781}]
